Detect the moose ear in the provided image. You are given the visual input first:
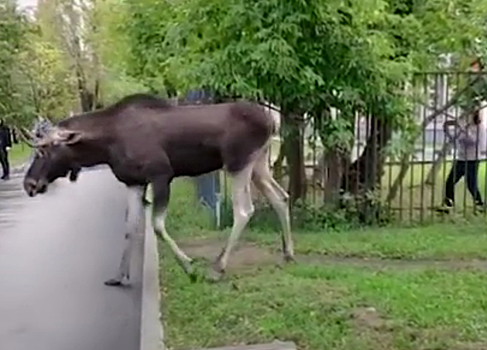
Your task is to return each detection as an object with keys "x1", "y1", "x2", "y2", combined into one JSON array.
[{"x1": 58, "y1": 130, "x2": 83, "y2": 145}]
